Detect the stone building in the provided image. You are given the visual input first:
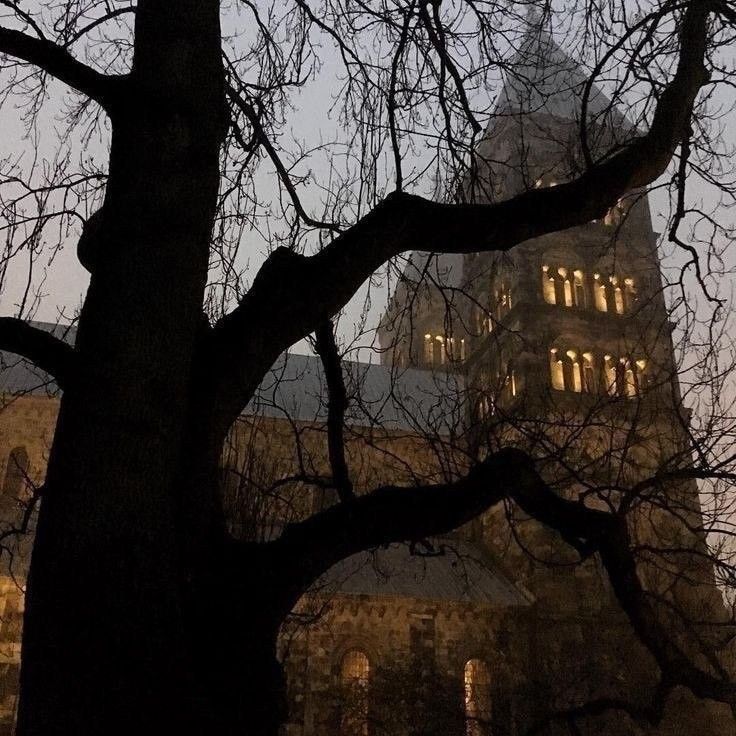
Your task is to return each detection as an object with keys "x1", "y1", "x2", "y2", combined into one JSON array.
[{"x1": 0, "y1": 26, "x2": 733, "y2": 736}]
